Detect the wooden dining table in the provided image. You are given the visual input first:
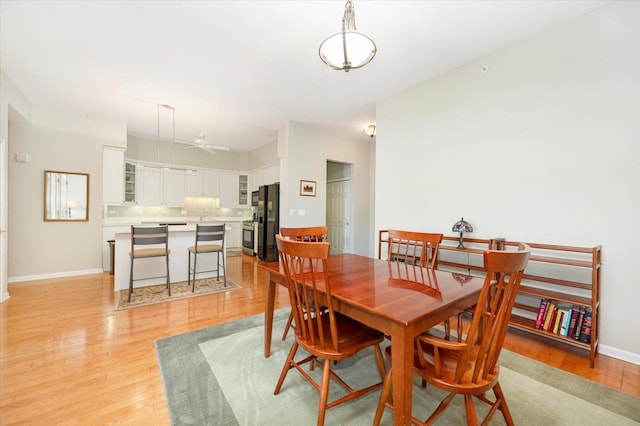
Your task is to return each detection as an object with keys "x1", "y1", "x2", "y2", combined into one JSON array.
[{"x1": 259, "y1": 253, "x2": 484, "y2": 426}]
